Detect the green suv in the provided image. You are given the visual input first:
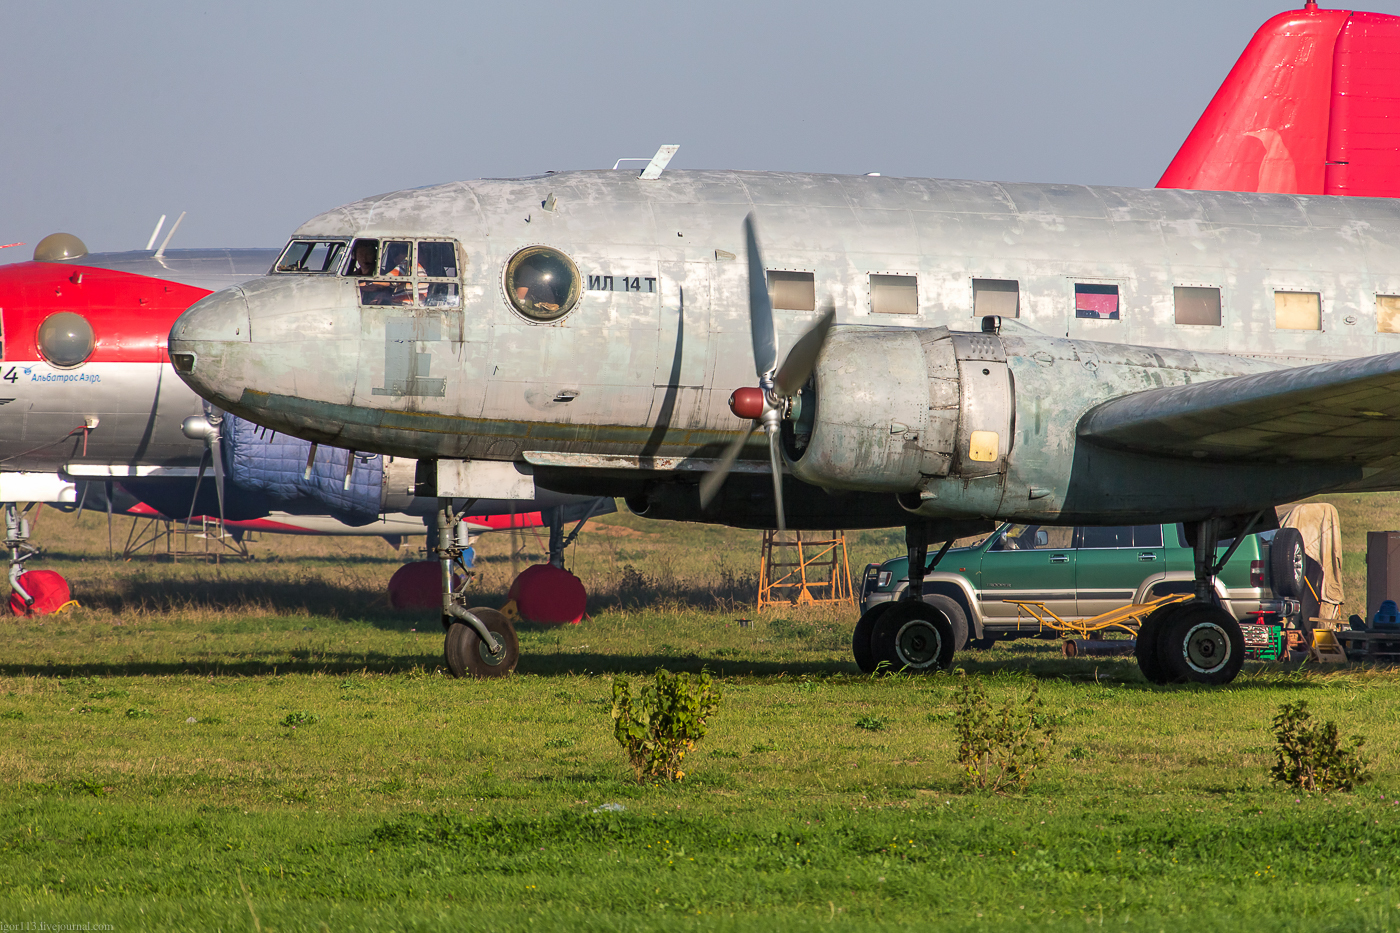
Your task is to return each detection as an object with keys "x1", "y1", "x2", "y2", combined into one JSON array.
[{"x1": 859, "y1": 522, "x2": 1299, "y2": 648}]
